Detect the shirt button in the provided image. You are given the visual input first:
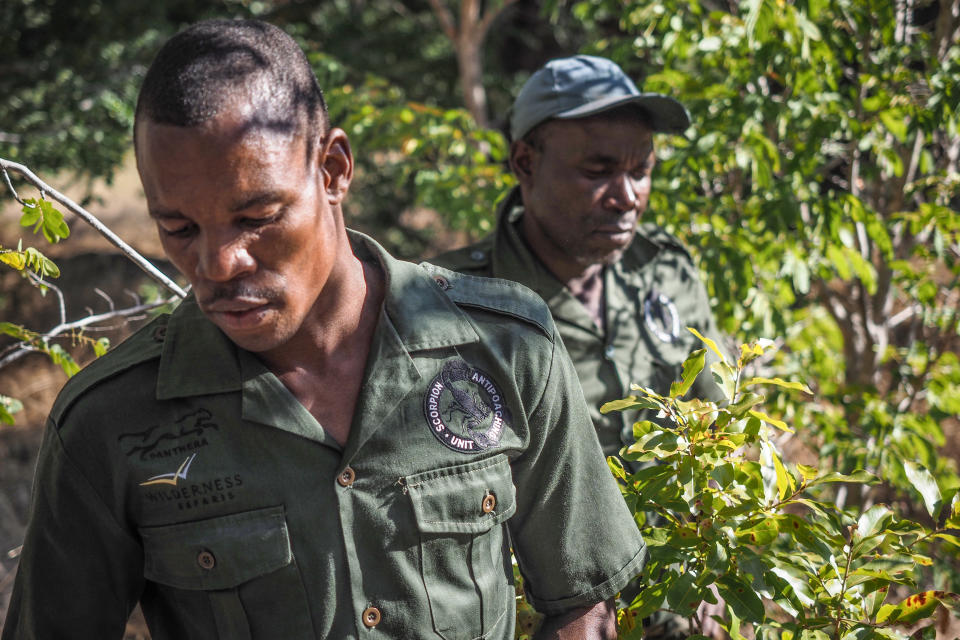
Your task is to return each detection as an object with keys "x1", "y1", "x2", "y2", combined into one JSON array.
[
  {"x1": 362, "y1": 606, "x2": 382, "y2": 628},
  {"x1": 152, "y1": 325, "x2": 167, "y2": 342},
  {"x1": 197, "y1": 550, "x2": 216, "y2": 570},
  {"x1": 337, "y1": 466, "x2": 356, "y2": 487},
  {"x1": 604, "y1": 344, "x2": 615, "y2": 359},
  {"x1": 481, "y1": 493, "x2": 496, "y2": 513},
  {"x1": 433, "y1": 275, "x2": 451, "y2": 290},
  {"x1": 470, "y1": 250, "x2": 485, "y2": 262}
]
